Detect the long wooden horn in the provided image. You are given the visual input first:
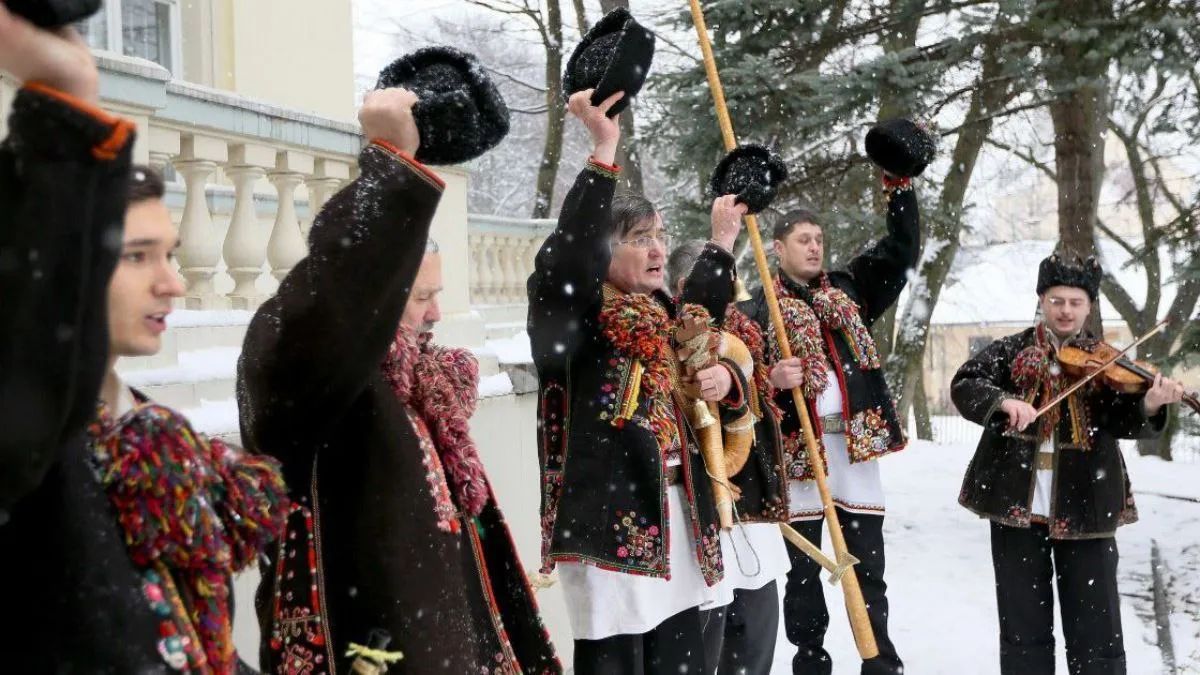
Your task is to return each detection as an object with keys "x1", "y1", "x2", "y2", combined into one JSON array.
[{"x1": 684, "y1": 0, "x2": 880, "y2": 659}]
